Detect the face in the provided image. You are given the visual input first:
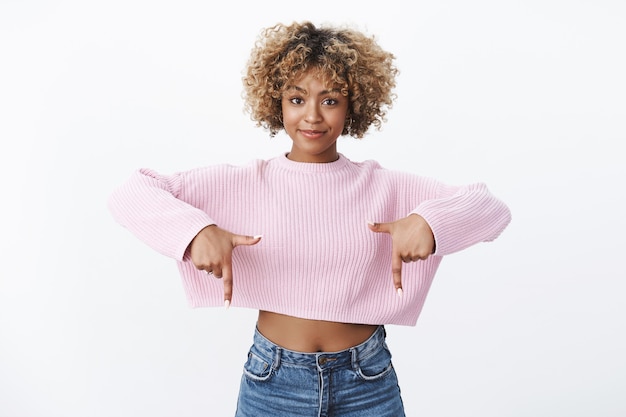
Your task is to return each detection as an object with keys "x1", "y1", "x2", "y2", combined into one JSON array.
[{"x1": 281, "y1": 71, "x2": 349, "y2": 163}]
